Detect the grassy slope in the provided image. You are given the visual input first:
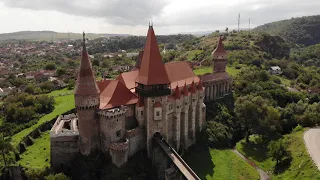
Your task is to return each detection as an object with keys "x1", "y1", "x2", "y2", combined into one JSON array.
[
  {"x1": 18, "y1": 131, "x2": 50, "y2": 169},
  {"x1": 185, "y1": 147, "x2": 259, "y2": 180},
  {"x1": 186, "y1": 50, "x2": 203, "y2": 61},
  {"x1": 11, "y1": 94, "x2": 75, "y2": 146},
  {"x1": 236, "y1": 129, "x2": 320, "y2": 180},
  {"x1": 193, "y1": 66, "x2": 240, "y2": 77}
]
